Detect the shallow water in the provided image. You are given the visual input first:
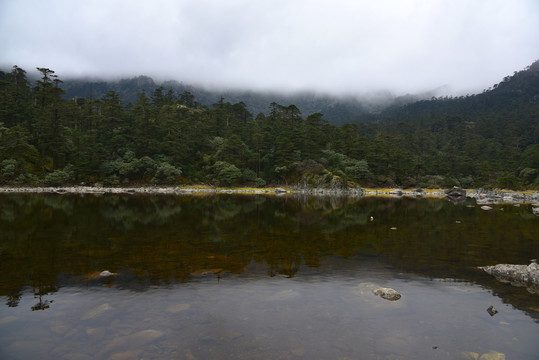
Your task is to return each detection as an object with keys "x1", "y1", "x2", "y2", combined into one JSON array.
[{"x1": 0, "y1": 194, "x2": 538, "y2": 359}]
